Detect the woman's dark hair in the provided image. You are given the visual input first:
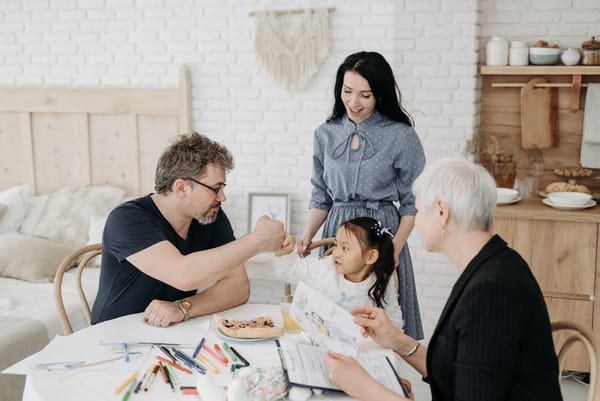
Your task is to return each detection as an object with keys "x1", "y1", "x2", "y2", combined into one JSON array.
[
  {"x1": 327, "y1": 51, "x2": 413, "y2": 127},
  {"x1": 339, "y1": 216, "x2": 396, "y2": 308}
]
